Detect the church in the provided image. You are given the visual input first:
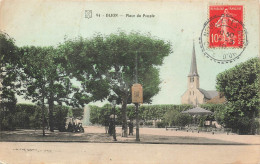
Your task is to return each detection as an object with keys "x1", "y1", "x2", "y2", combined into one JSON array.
[{"x1": 181, "y1": 43, "x2": 225, "y2": 106}]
